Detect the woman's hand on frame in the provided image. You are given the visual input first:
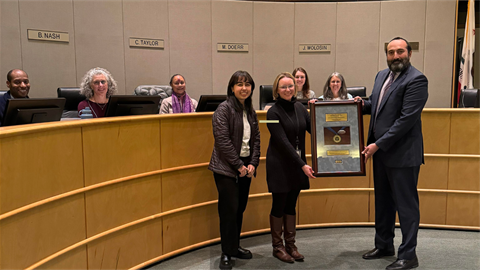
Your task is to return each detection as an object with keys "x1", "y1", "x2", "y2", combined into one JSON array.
[{"x1": 302, "y1": 165, "x2": 316, "y2": 179}]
